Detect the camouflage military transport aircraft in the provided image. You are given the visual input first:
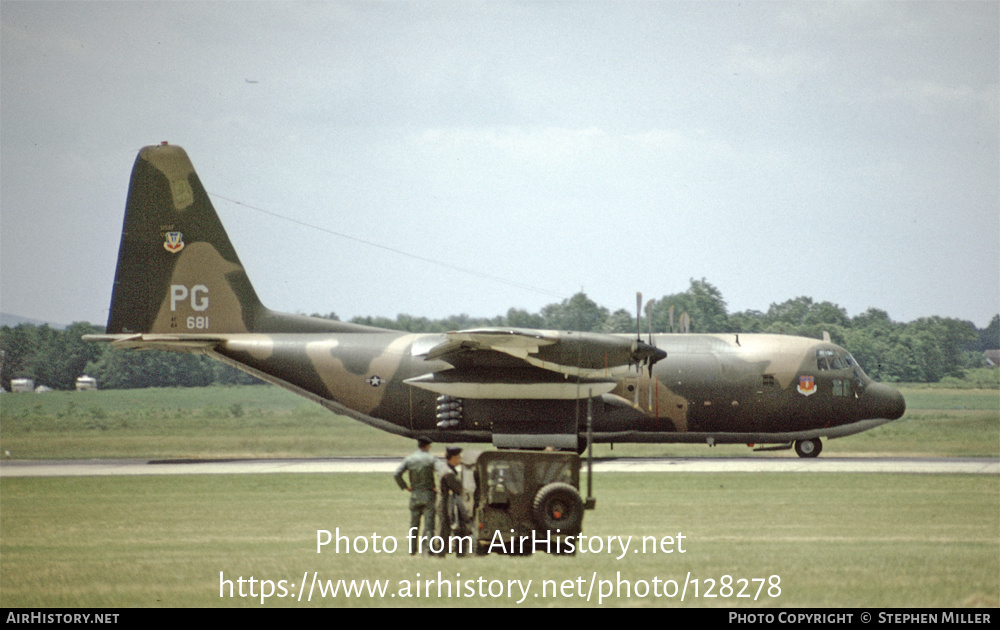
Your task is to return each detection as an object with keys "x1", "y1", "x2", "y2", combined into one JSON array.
[{"x1": 85, "y1": 143, "x2": 906, "y2": 457}]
